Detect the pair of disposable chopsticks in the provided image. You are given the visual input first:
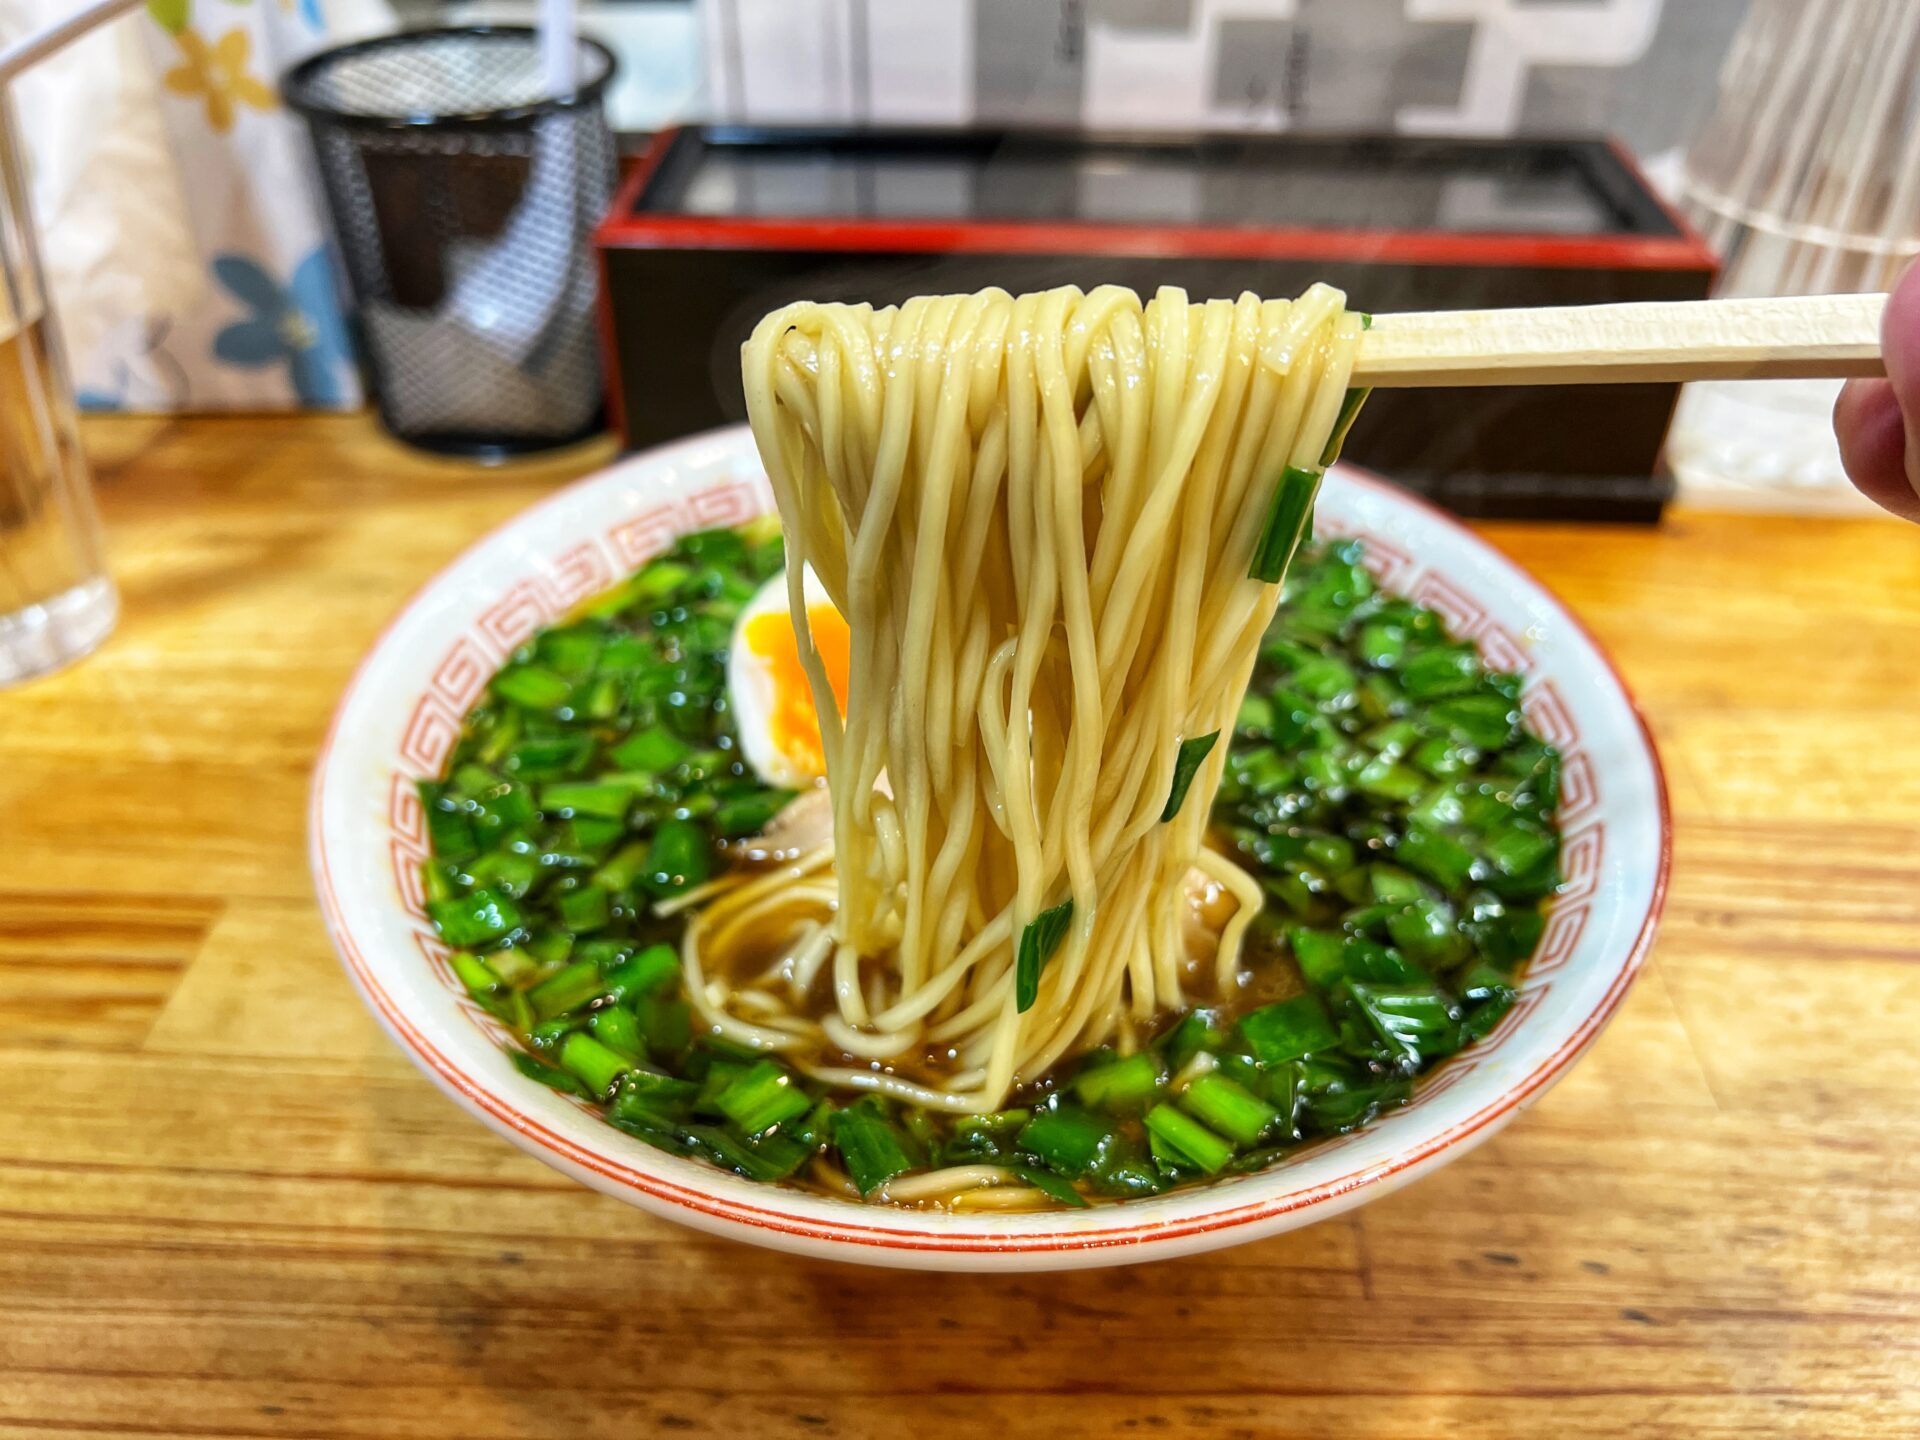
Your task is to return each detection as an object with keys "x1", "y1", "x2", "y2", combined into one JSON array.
[{"x1": 1351, "y1": 292, "x2": 1885, "y2": 388}]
